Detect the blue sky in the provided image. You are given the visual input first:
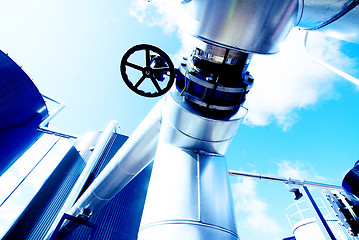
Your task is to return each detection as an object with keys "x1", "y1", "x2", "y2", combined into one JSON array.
[{"x1": 1, "y1": 0, "x2": 359, "y2": 239}]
